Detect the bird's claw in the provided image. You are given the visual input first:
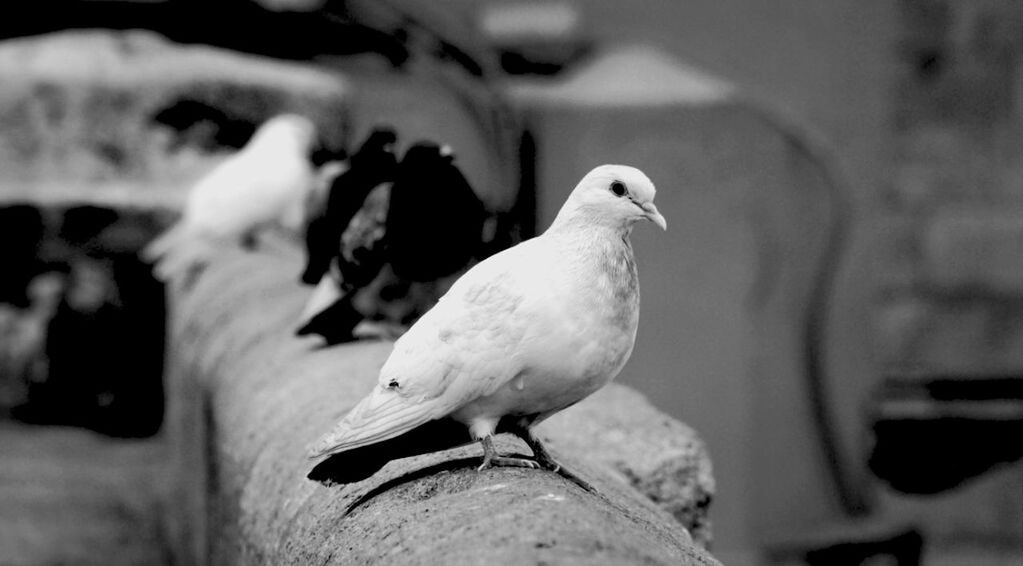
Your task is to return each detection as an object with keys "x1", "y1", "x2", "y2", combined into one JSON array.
[
  {"x1": 477, "y1": 456, "x2": 541, "y2": 471},
  {"x1": 540, "y1": 461, "x2": 561, "y2": 474}
]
